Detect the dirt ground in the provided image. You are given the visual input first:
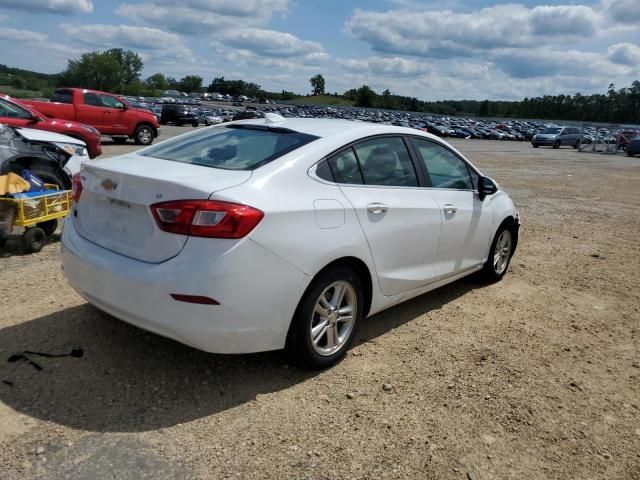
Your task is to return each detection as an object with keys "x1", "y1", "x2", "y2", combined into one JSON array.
[{"x1": 0, "y1": 129, "x2": 638, "y2": 479}]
